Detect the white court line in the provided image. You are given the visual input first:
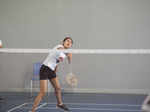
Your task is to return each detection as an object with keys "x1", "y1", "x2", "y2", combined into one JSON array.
[
  {"x1": 35, "y1": 107, "x2": 141, "y2": 111},
  {"x1": 27, "y1": 102, "x2": 141, "y2": 107},
  {"x1": 19, "y1": 102, "x2": 142, "y2": 111},
  {"x1": 7, "y1": 102, "x2": 47, "y2": 112},
  {"x1": 35, "y1": 103, "x2": 47, "y2": 110},
  {"x1": 48, "y1": 102, "x2": 141, "y2": 107},
  {"x1": 7, "y1": 103, "x2": 27, "y2": 112},
  {"x1": 45, "y1": 102, "x2": 141, "y2": 107}
]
